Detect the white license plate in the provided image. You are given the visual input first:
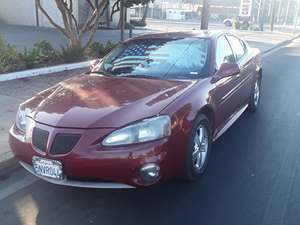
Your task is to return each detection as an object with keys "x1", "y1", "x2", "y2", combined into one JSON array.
[{"x1": 32, "y1": 156, "x2": 64, "y2": 180}]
